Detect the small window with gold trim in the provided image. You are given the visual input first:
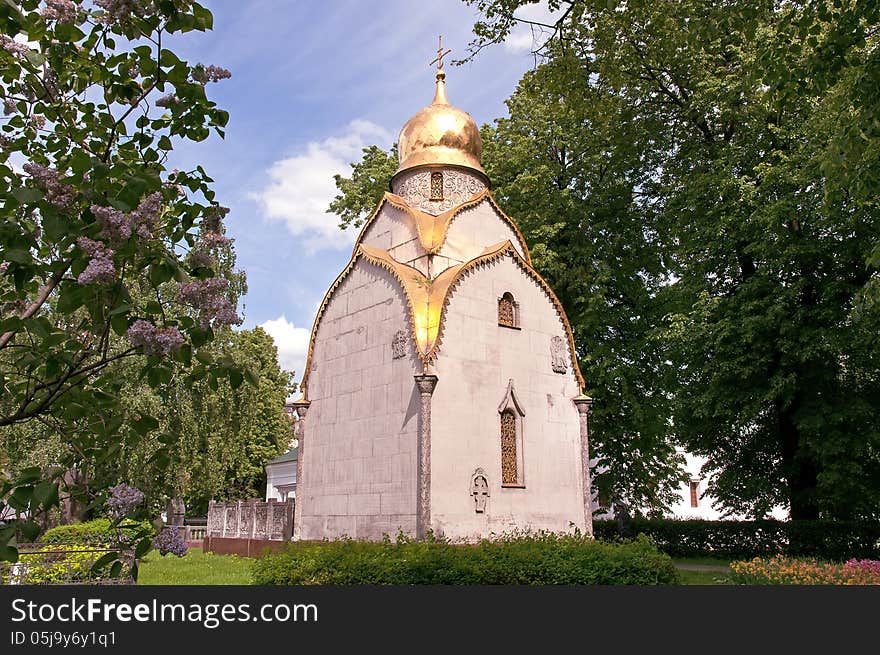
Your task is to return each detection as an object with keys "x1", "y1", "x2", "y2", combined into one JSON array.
[
  {"x1": 430, "y1": 171, "x2": 443, "y2": 201},
  {"x1": 498, "y1": 292, "x2": 519, "y2": 329}
]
